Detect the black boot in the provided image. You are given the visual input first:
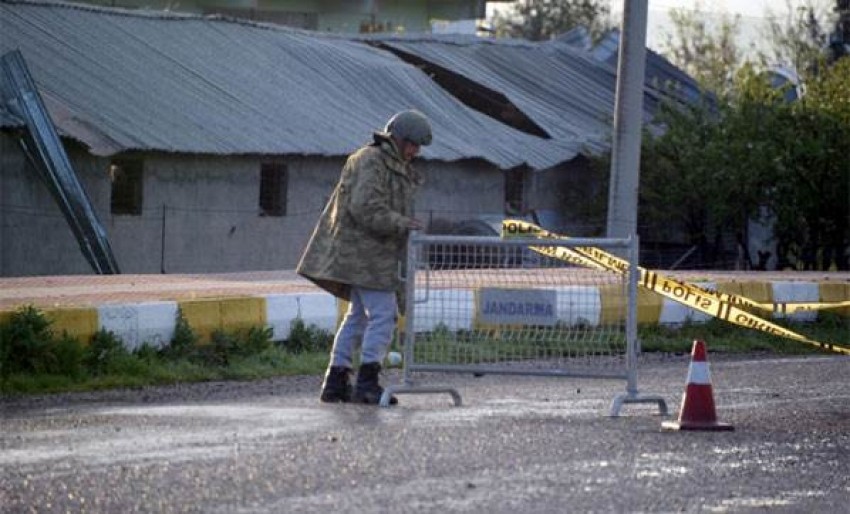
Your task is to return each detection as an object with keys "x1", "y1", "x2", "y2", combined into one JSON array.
[
  {"x1": 320, "y1": 366, "x2": 352, "y2": 403},
  {"x1": 353, "y1": 362, "x2": 397, "y2": 405}
]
